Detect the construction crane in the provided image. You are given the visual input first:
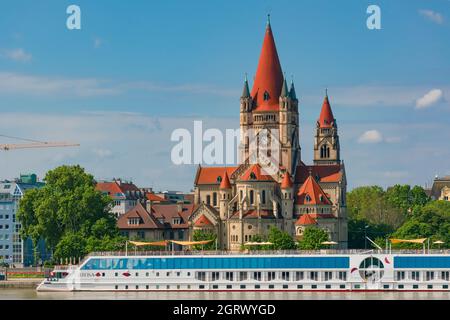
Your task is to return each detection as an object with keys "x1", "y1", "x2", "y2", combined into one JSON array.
[{"x1": 0, "y1": 134, "x2": 80, "y2": 151}]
